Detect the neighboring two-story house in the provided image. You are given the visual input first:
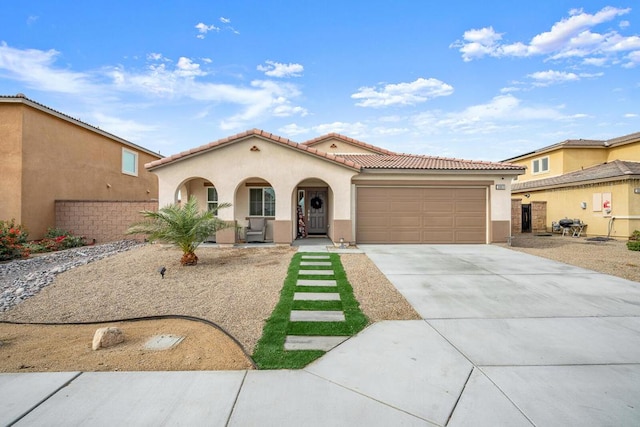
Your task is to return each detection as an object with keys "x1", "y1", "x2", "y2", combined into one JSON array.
[
  {"x1": 0, "y1": 94, "x2": 162, "y2": 242},
  {"x1": 503, "y1": 132, "x2": 640, "y2": 239}
]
